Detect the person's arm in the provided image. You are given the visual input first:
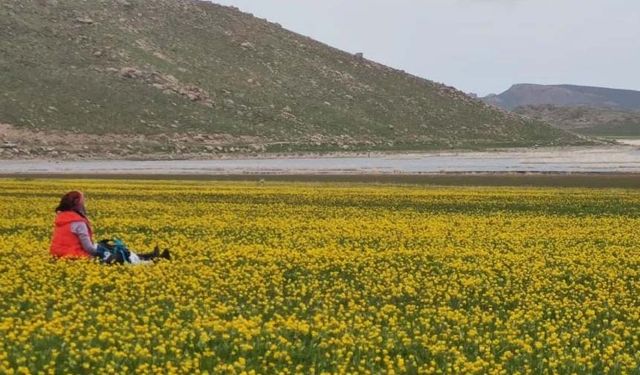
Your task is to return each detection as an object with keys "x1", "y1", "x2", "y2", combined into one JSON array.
[{"x1": 70, "y1": 222, "x2": 99, "y2": 256}]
